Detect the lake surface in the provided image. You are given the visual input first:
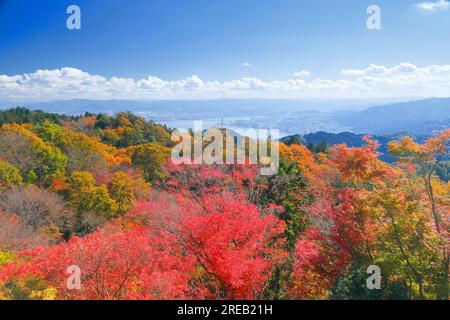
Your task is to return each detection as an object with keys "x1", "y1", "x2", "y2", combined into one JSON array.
[{"x1": 157, "y1": 118, "x2": 289, "y2": 139}]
